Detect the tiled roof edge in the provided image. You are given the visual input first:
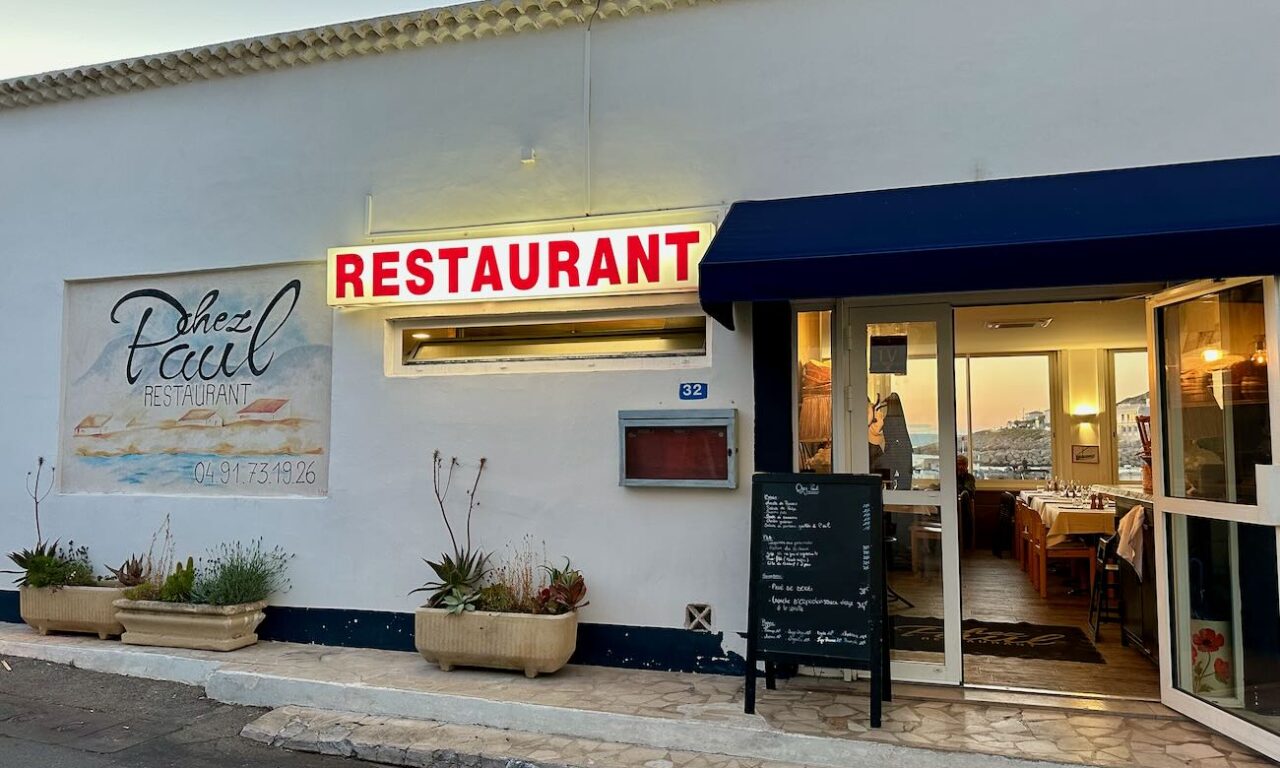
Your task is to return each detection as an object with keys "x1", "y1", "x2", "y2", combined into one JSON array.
[{"x1": 0, "y1": 0, "x2": 711, "y2": 111}]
